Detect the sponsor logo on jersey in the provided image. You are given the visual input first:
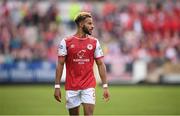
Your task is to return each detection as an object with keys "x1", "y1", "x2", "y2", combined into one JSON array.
[
  {"x1": 77, "y1": 50, "x2": 86, "y2": 58},
  {"x1": 87, "y1": 44, "x2": 93, "y2": 50},
  {"x1": 74, "y1": 49, "x2": 90, "y2": 64}
]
